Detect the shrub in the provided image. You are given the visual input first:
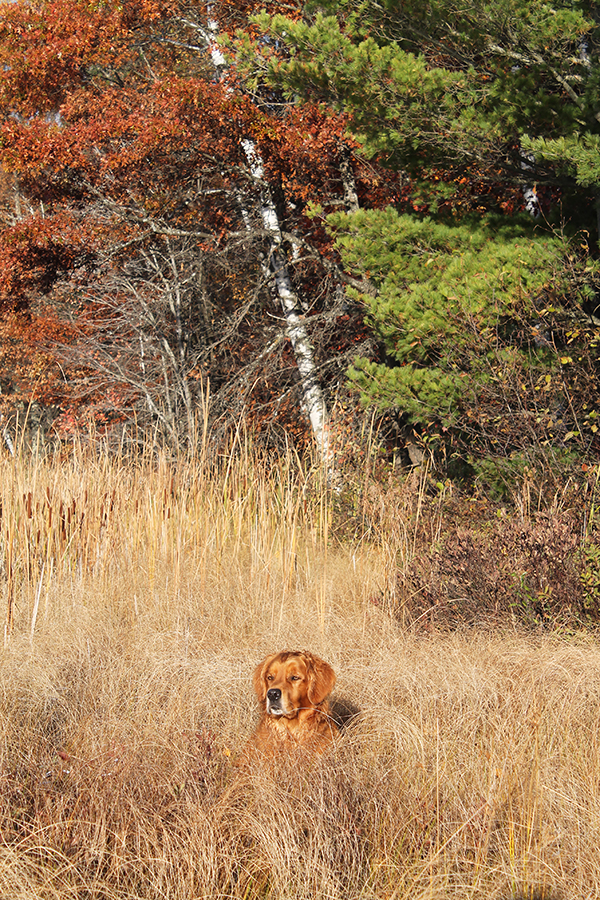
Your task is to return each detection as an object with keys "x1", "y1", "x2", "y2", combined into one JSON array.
[{"x1": 400, "y1": 508, "x2": 595, "y2": 629}]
